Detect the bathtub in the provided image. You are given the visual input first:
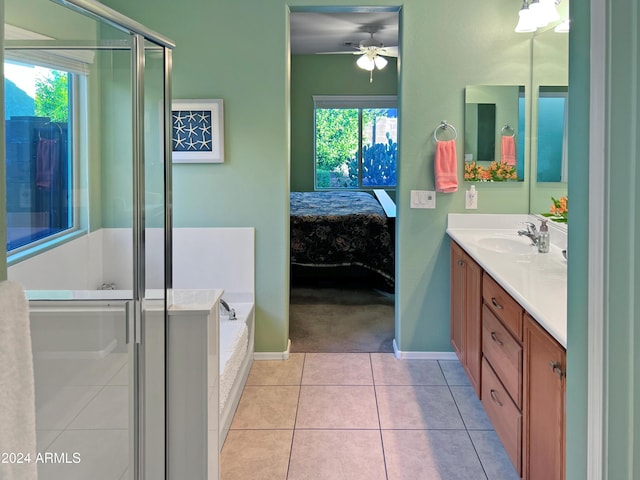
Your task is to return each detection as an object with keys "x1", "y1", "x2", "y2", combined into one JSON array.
[{"x1": 218, "y1": 299, "x2": 255, "y2": 446}]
